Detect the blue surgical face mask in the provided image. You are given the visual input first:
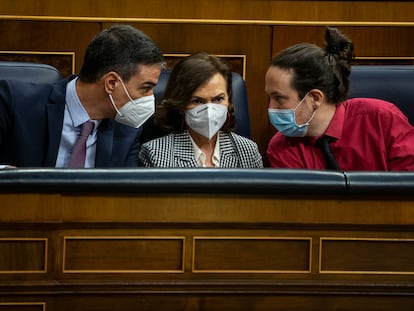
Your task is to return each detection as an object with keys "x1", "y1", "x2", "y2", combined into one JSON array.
[{"x1": 268, "y1": 93, "x2": 316, "y2": 137}]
